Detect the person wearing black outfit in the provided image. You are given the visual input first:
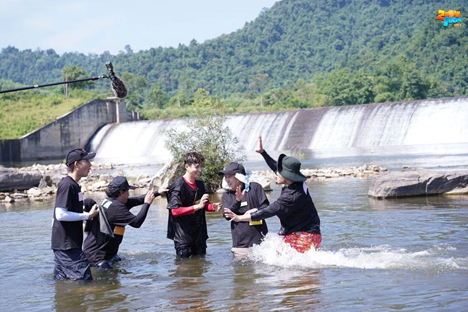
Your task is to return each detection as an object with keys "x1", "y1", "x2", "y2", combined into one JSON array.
[
  {"x1": 224, "y1": 135, "x2": 322, "y2": 253},
  {"x1": 51, "y1": 148, "x2": 99, "y2": 280},
  {"x1": 83, "y1": 176, "x2": 167, "y2": 269},
  {"x1": 166, "y1": 152, "x2": 222, "y2": 258},
  {"x1": 219, "y1": 162, "x2": 269, "y2": 258}
]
